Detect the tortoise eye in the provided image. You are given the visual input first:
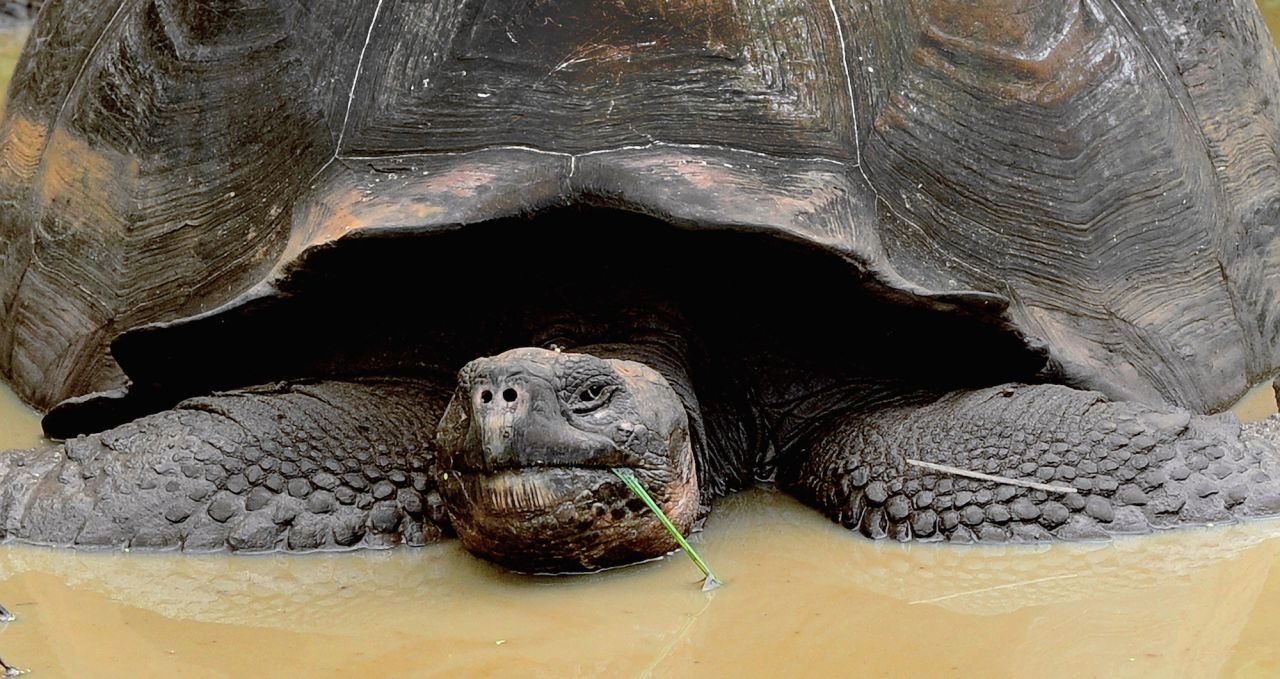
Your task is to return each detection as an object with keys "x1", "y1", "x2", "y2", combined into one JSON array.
[{"x1": 572, "y1": 380, "x2": 616, "y2": 412}]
